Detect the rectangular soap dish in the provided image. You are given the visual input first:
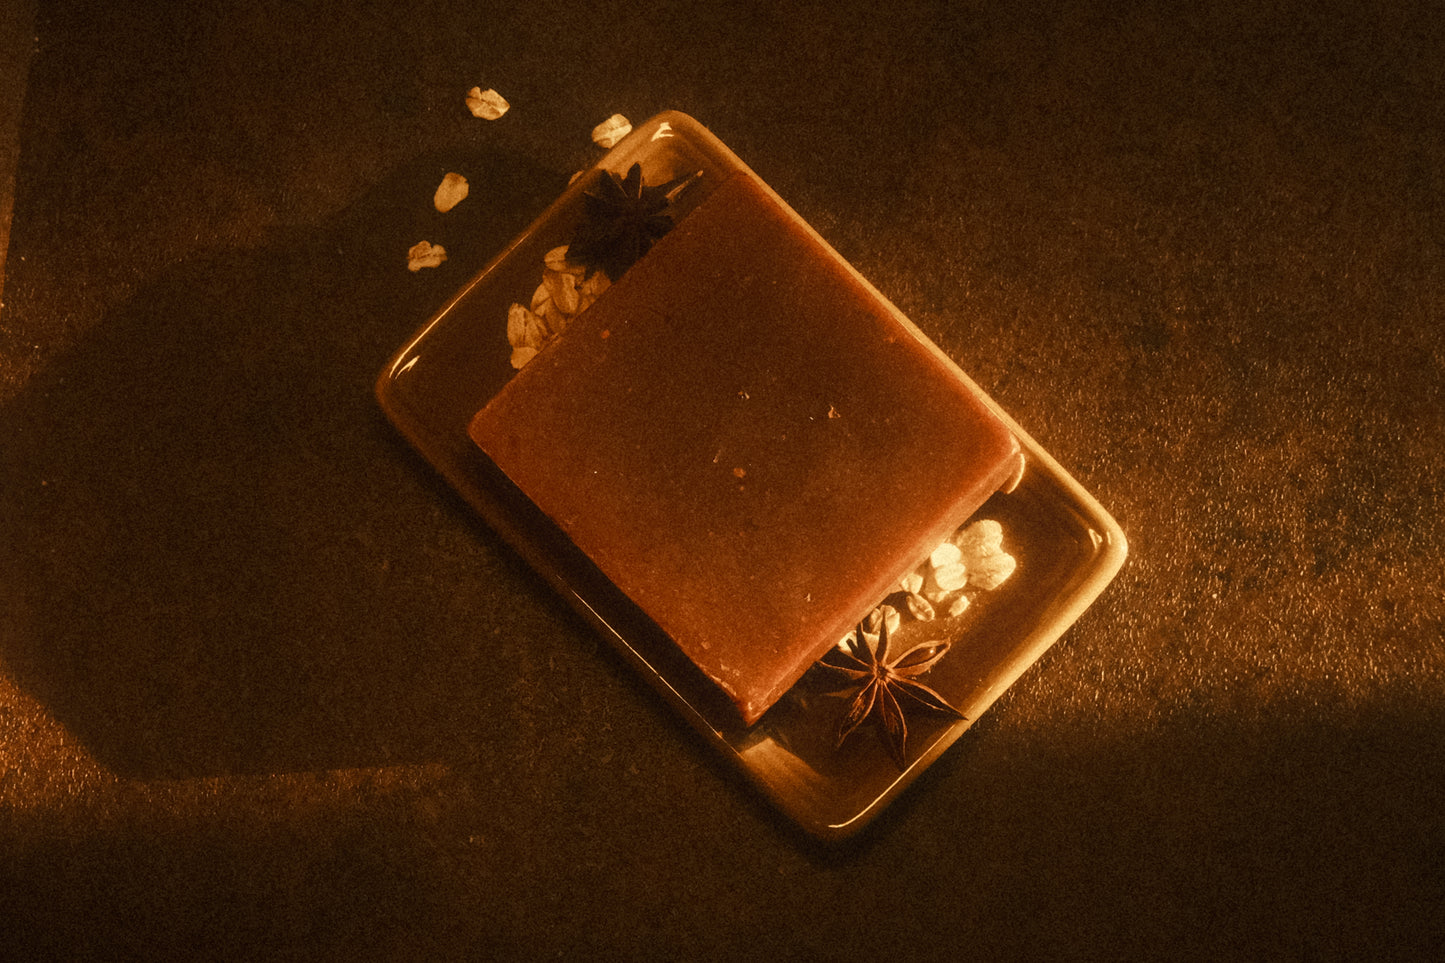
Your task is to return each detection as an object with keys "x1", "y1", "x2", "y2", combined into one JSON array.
[{"x1": 376, "y1": 111, "x2": 1127, "y2": 840}]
